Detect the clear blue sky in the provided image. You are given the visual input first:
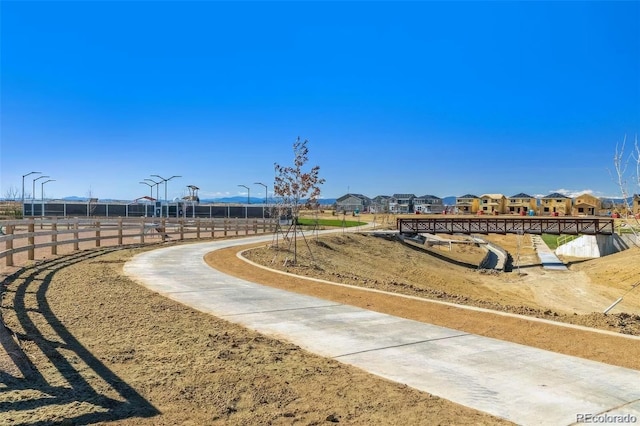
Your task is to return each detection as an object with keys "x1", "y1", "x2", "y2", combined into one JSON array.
[{"x1": 1, "y1": 1, "x2": 639, "y2": 202}]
